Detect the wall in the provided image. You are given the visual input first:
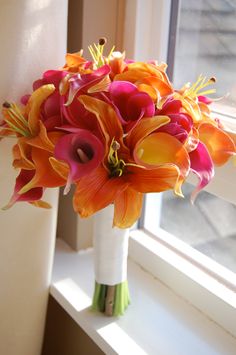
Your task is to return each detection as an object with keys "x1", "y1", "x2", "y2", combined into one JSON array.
[{"x1": 0, "y1": 1, "x2": 68, "y2": 354}]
